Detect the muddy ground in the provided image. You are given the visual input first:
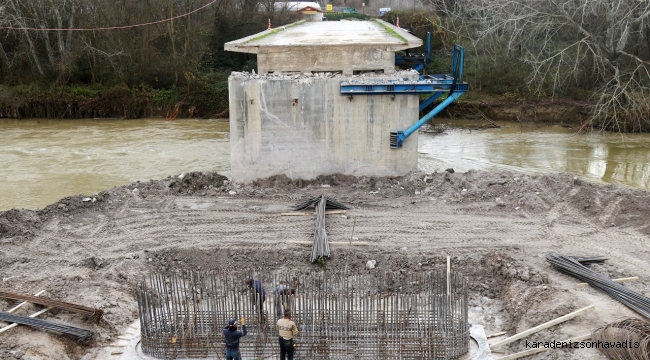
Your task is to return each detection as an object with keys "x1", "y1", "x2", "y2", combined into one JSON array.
[{"x1": 0, "y1": 169, "x2": 649, "y2": 359}]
